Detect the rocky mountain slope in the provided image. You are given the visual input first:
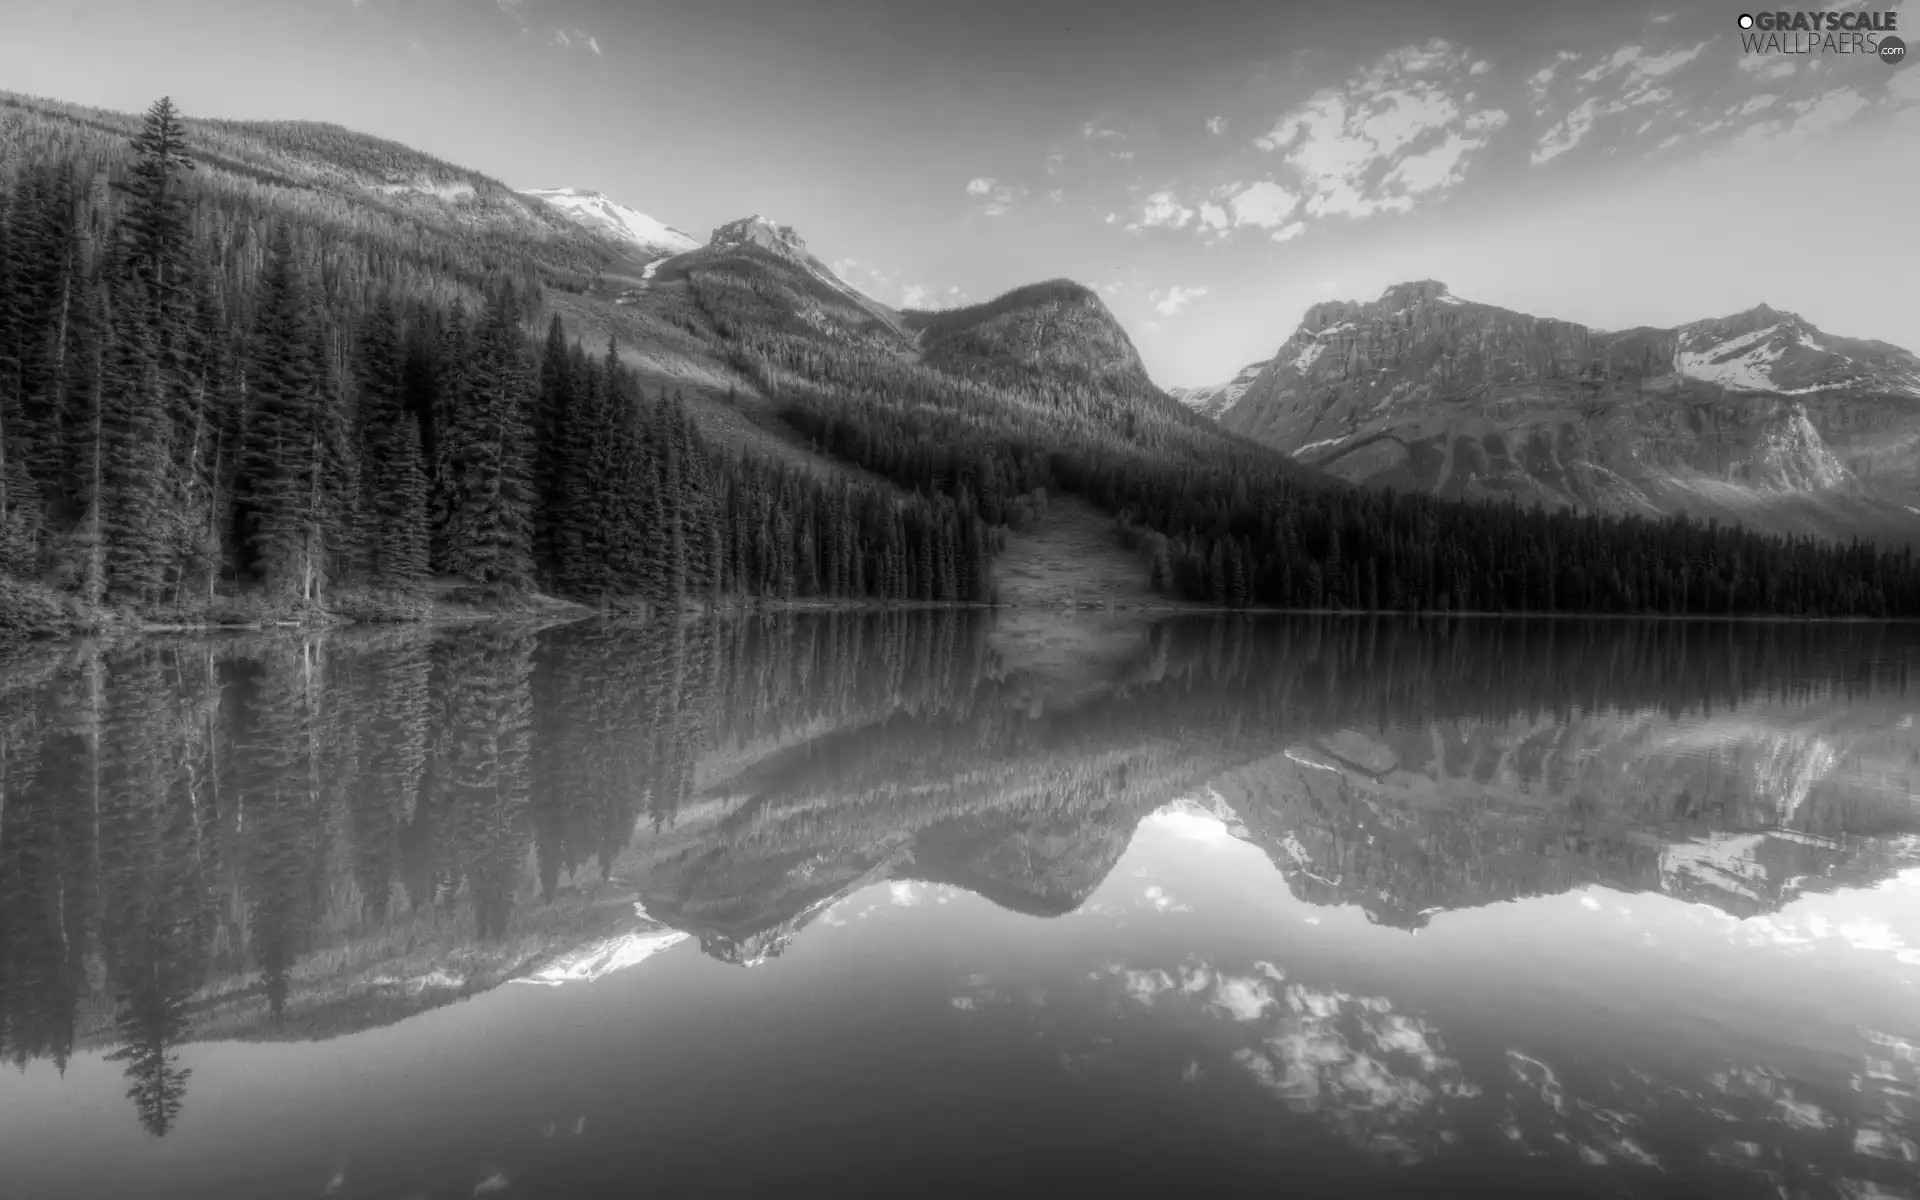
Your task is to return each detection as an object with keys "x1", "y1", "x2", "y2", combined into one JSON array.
[{"x1": 1199, "y1": 282, "x2": 1920, "y2": 546}]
